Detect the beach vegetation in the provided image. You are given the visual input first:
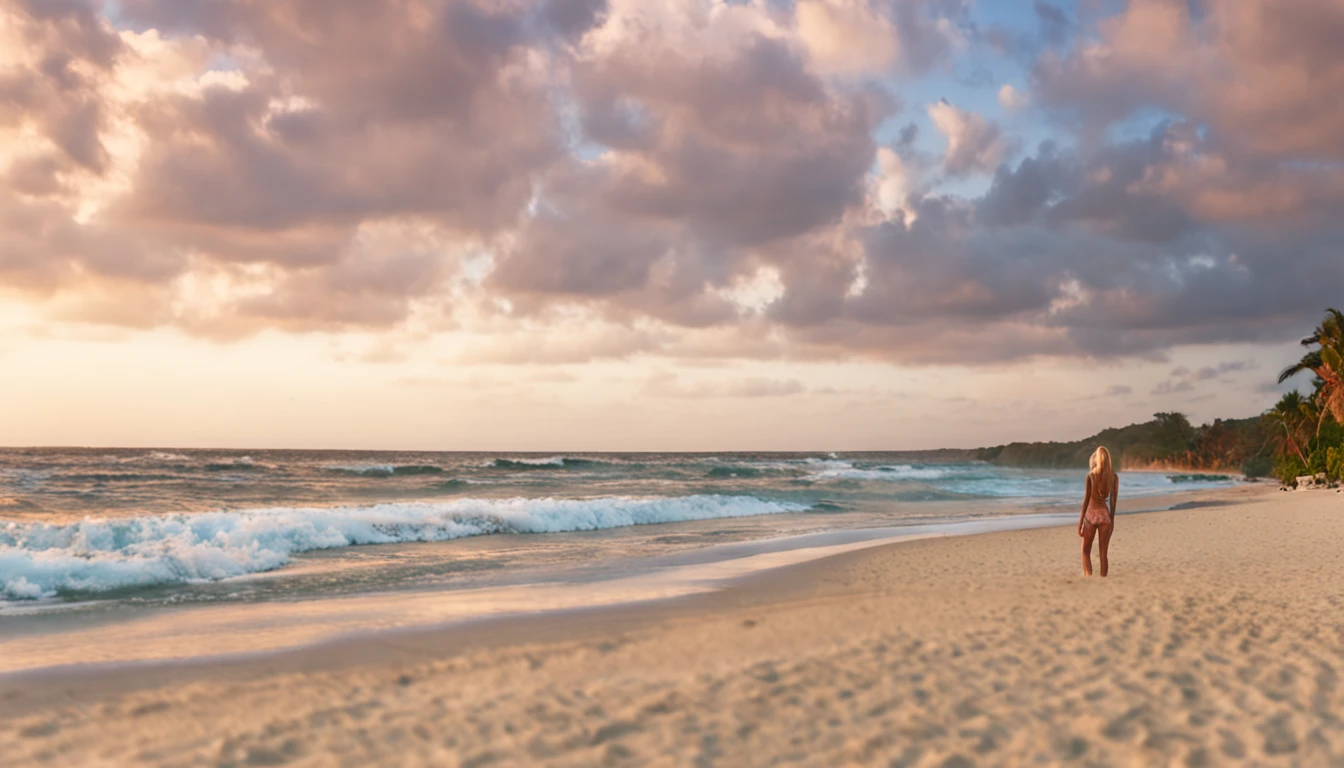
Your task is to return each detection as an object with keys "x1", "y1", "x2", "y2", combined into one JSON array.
[
  {"x1": 1328, "y1": 447, "x2": 1344, "y2": 483},
  {"x1": 978, "y1": 412, "x2": 1269, "y2": 473},
  {"x1": 976, "y1": 309, "x2": 1344, "y2": 483},
  {"x1": 1266, "y1": 391, "x2": 1315, "y2": 470},
  {"x1": 1240, "y1": 454, "x2": 1273, "y2": 479},
  {"x1": 1272, "y1": 308, "x2": 1344, "y2": 486},
  {"x1": 1278, "y1": 308, "x2": 1344, "y2": 431}
]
